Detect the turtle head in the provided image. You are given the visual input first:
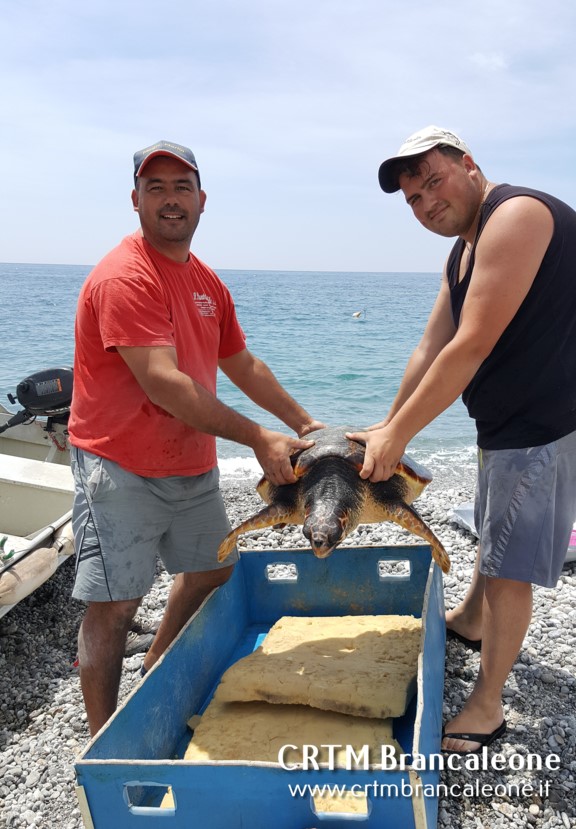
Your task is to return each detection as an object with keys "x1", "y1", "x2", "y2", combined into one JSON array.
[
  {"x1": 300, "y1": 456, "x2": 362, "y2": 558},
  {"x1": 303, "y1": 506, "x2": 350, "y2": 558}
]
